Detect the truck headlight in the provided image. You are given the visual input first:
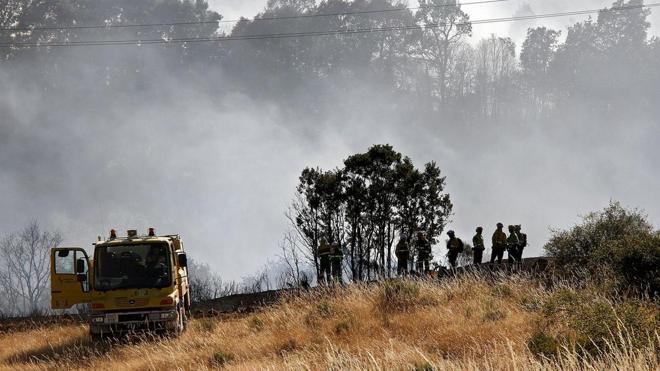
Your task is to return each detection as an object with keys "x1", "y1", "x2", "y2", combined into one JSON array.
[{"x1": 92, "y1": 316, "x2": 104, "y2": 323}]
